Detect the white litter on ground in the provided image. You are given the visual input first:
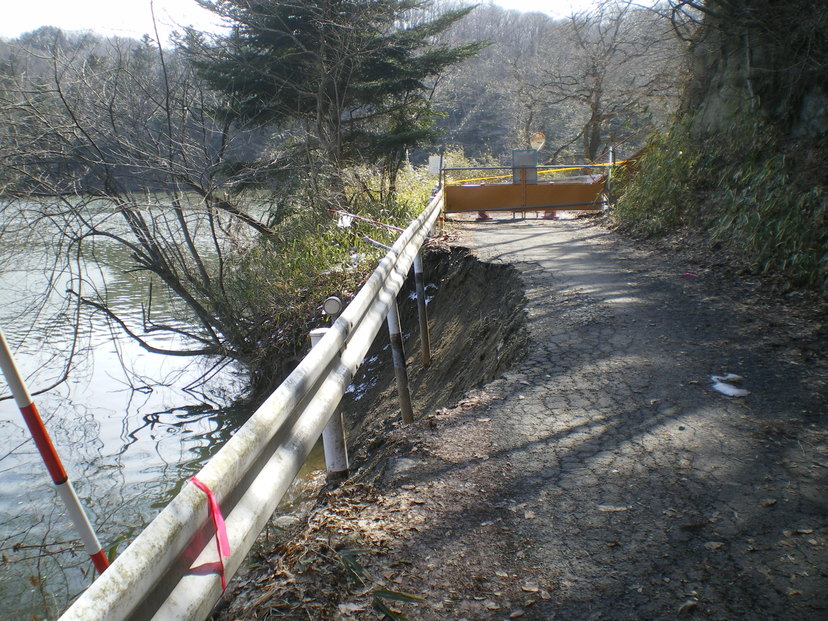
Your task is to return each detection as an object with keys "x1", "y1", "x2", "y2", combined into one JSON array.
[
  {"x1": 710, "y1": 374, "x2": 750, "y2": 397},
  {"x1": 711, "y1": 373, "x2": 744, "y2": 383}
]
